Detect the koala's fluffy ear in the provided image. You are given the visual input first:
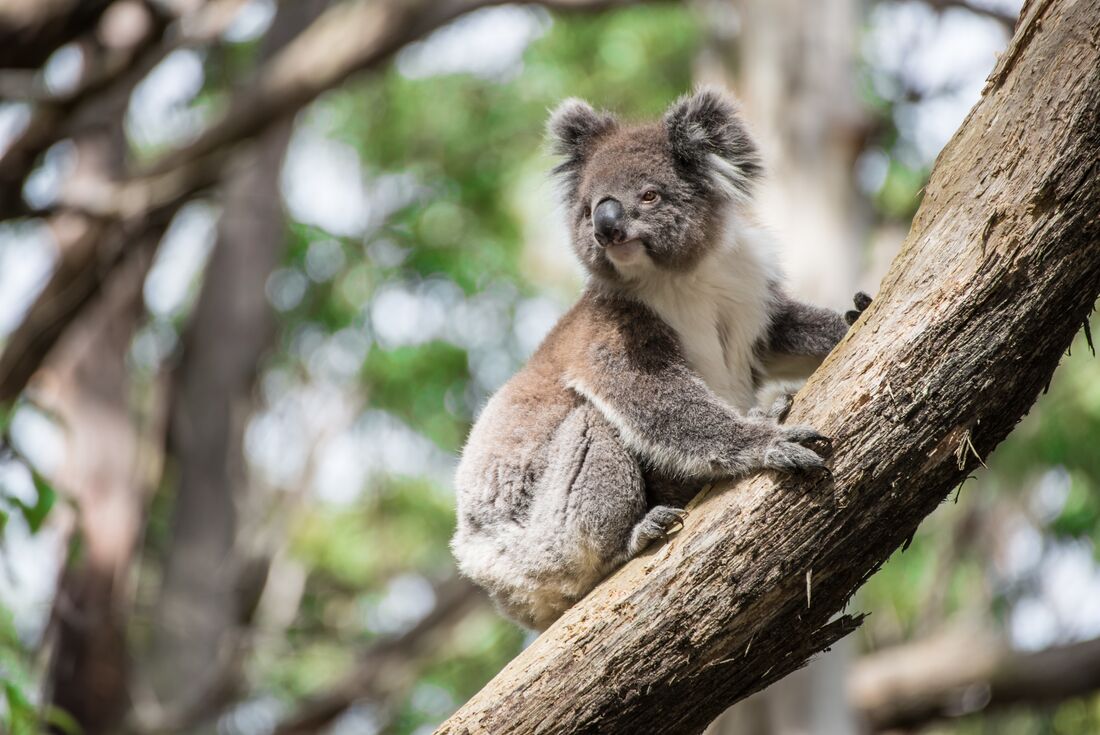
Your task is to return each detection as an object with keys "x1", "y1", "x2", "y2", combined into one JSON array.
[
  {"x1": 547, "y1": 98, "x2": 617, "y2": 195},
  {"x1": 664, "y1": 86, "x2": 762, "y2": 200}
]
